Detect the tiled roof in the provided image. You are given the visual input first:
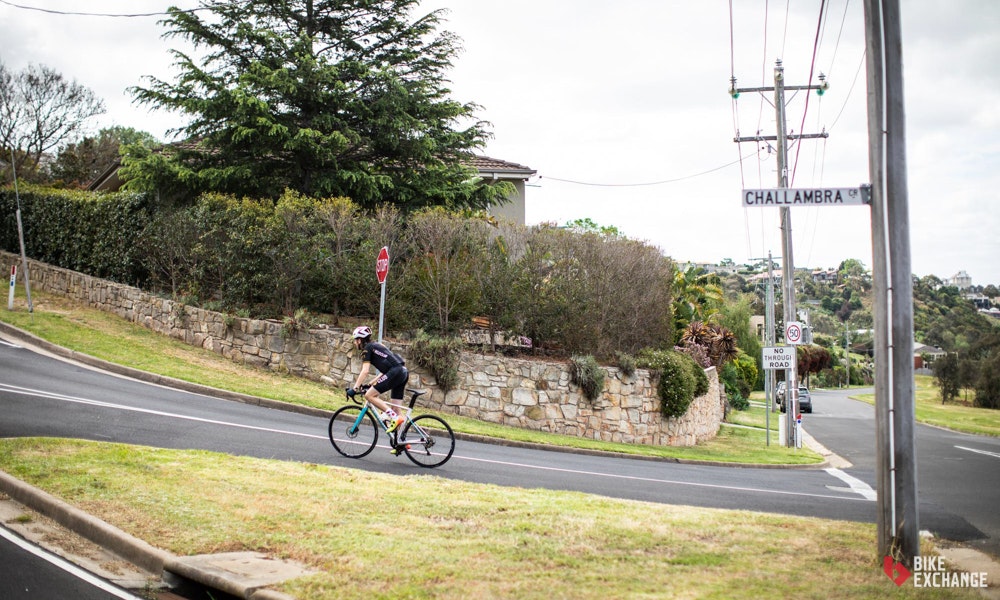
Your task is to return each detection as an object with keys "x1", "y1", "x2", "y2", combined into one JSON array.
[{"x1": 468, "y1": 155, "x2": 536, "y2": 178}]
